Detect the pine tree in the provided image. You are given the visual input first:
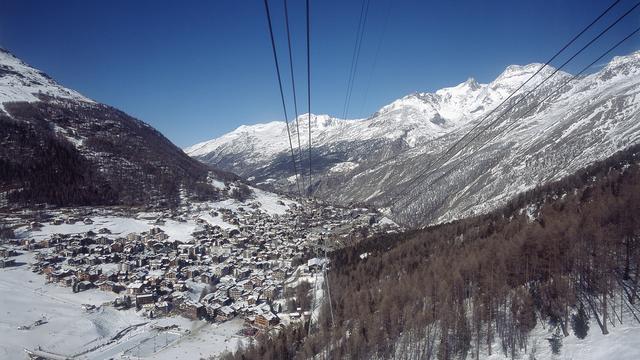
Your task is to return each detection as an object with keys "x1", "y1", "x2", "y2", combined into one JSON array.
[
  {"x1": 547, "y1": 328, "x2": 563, "y2": 355},
  {"x1": 571, "y1": 304, "x2": 590, "y2": 339}
]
